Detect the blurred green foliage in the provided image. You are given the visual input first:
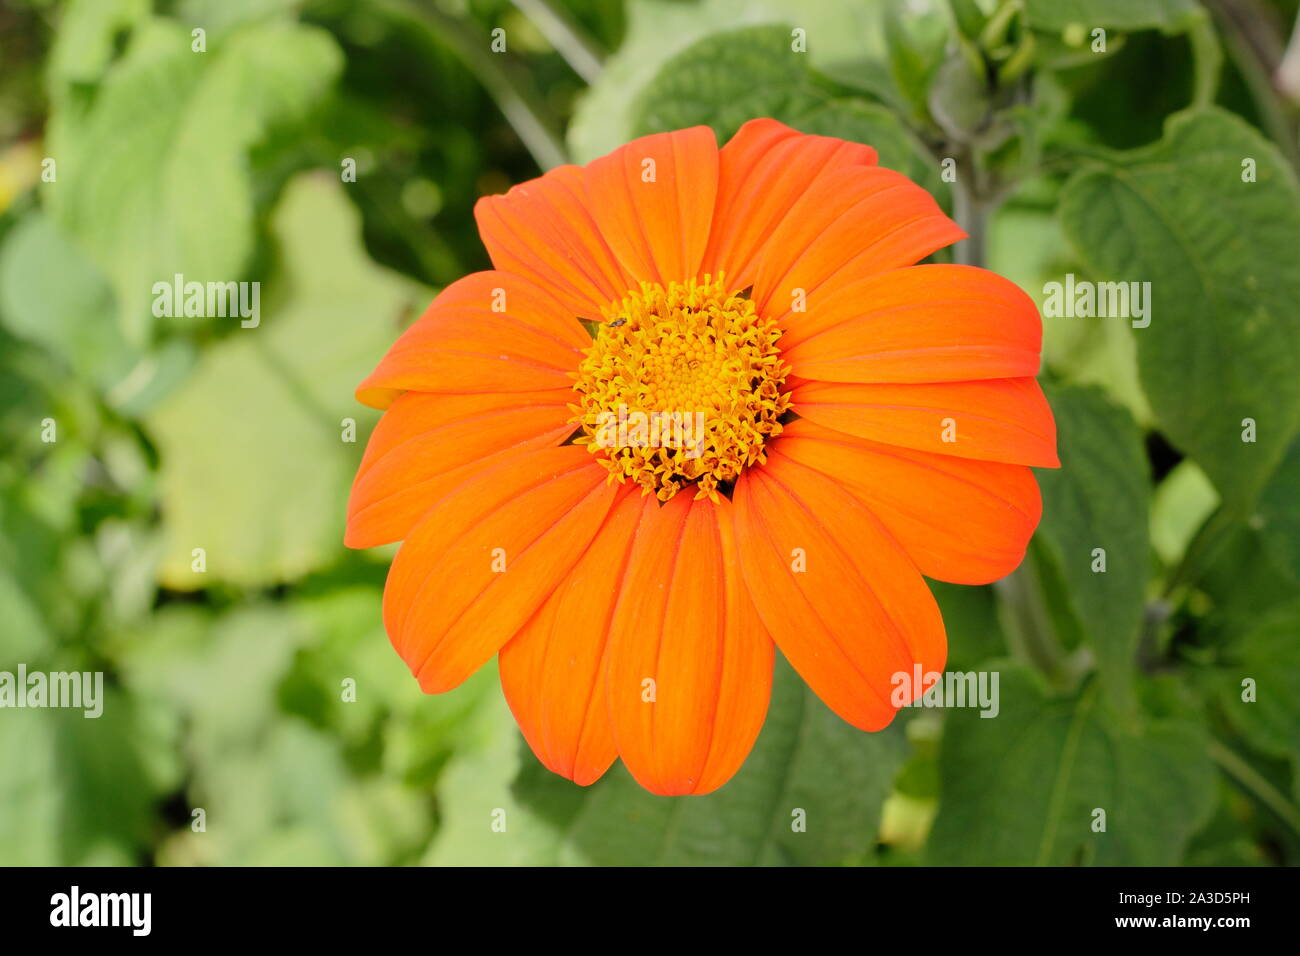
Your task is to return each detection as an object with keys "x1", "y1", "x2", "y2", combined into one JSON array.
[{"x1": 0, "y1": 0, "x2": 1298, "y2": 866}]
